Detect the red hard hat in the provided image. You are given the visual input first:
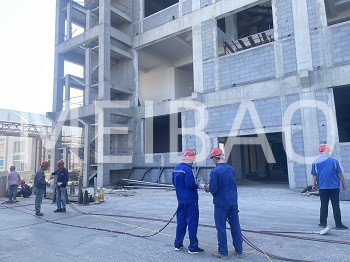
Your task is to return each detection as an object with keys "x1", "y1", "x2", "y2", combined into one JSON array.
[
  {"x1": 183, "y1": 150, "x2": 196, "y2": 158},
  {"x1": 210, "y1": 148, "x2": 224, "y2": 159},
  {"x1": 41, "y1": 161, "x2": 49, "y2": 168},
  {"x1": 57, "y1": 159, "x2": 64, "y2": 168},
  {"x1": 319, "y1": 144, "x2": 330, "y2": 153}
]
